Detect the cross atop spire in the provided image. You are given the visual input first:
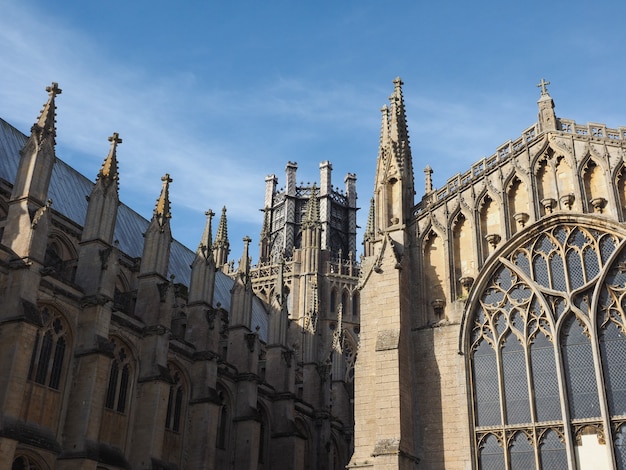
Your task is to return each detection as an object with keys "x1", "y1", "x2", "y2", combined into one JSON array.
[
  {"x1": 98, "y1": 132, "x2": 122, "y2": 184},
  {"x1": 537, "y1": 78, "x2": 550, "y2": 95},
  {"x1": 46, "y1": 82, "x2": 62, "y2": 98},
  {"x1": 33, "y1": 82, "x2": 62, "y2": 146},
  {"x1": 108, "y1": 132, "x2": 122, "y2": 146}
]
